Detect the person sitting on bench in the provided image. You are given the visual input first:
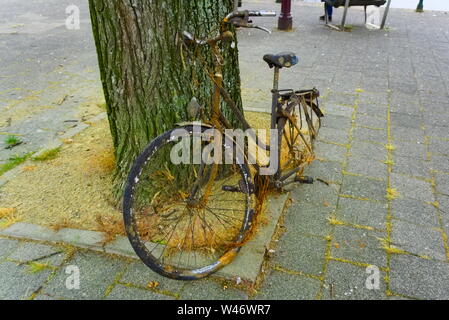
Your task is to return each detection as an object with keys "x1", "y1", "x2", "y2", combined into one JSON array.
[{"x1": 320, "y1": 0, "x2": 334, "y2": 21}]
